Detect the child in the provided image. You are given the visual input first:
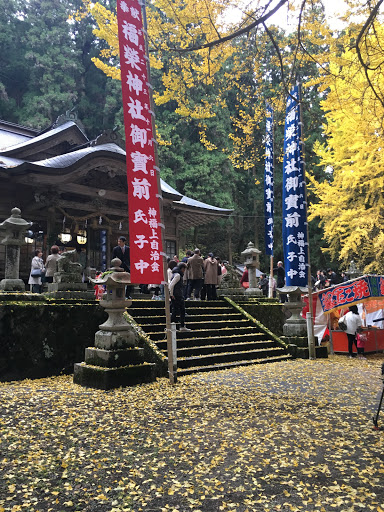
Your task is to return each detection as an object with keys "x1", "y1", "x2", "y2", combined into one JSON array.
[
  {"x1": 94, "y1": 271, "x2": 105, "y2": 300},
  {"x1": 356, "y1": 332, "x2": 367, "y2": 359}
]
